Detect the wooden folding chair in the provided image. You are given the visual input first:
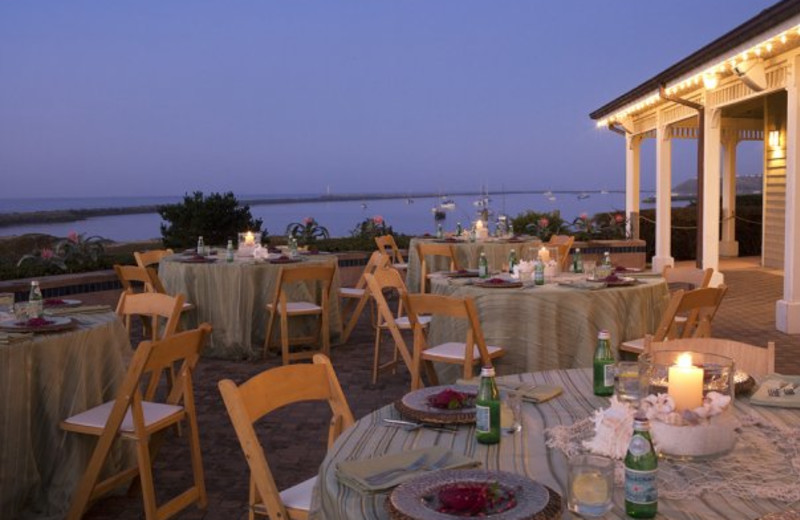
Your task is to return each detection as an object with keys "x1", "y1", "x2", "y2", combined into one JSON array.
[
  {"x1": 547, "y1": 235, "x2": 574, "y2": 272},
  {"x1": 134, "y1": 249, "x2": 175, "y2": 269},
  {"x1": 339, "y1": 251, "x2": 389, "y2": 343},
  {"x1": 264, "y1": 264, "x2": 336, "y2": 365},
  {"x1": 662, "y1": 265, "x2": 713, "y2": 293},
  {"x1": 416, "y1": 242, "x2": 460, "y2": 293},
  {"x1": 649, "y1": 337, "x2": 775, "y2": 379},
  {"x1": 375, "y1": 234, "x2": 408, "y2": 271},
  {"x1": 403, "y1": 293, "x2": 505, "y2": 390},
  {"x1": 218, "y1": 354, "x2": 354, "y2": 520},
  {"x1": 115, "y1": 287, "x2": 185, "y2": 342},
  {"x1": 620, "y1": 285, "x2": 728, "y2": 354},
  {"x1": 61, "y1": 324, "x2": 212, "y2": 520},
  {"x1": 364, "y1": 267, "x2": 431, "y2": 384}
]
